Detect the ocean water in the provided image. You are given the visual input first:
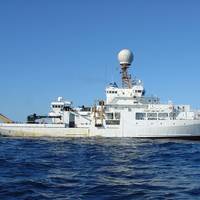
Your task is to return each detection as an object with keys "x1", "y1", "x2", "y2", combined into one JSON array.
[{"x1": 0, "y1": 137, "x2": 200, "y2": 200}]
